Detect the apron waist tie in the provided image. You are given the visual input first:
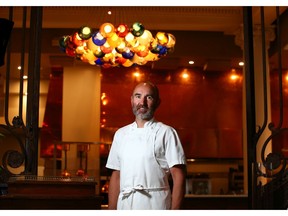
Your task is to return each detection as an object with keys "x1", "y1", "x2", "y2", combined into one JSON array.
[{"x1": 121, "y1": 184, "x2": 169, "y2": 198}]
